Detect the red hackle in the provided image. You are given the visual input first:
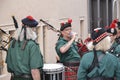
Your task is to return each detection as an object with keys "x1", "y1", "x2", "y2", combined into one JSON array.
[
  {"x1": 68, "y1": 18, "x2": 72, "y2": 23},
  {"x1": 27, "y1": 16, "x2": 34, "y2": 20}
]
